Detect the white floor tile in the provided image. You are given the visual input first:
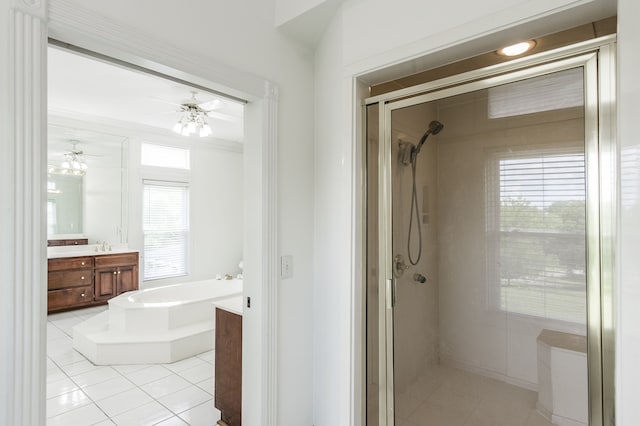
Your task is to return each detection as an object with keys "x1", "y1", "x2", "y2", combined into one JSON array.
[
  {"x1": 92, "y1": 420, "x2": 116, "y2": 426},
  {"x1": 62, "y1": 359, "x2": 99, "y2": 376},
  {"x1": 165, "y1": 356, "x2": 207, "y2": 373},
  {"x1": 110, "y1": 401, "x2": 173, "y2": 426},
  {"x1": 154, "y1": 416, "x2": 188, "y2": 425},
  {"x1": 47, "y1": 376, "x2": 79, "y2": 399},
  {"x1": 71, "y1": 366, "x2": 120, "y2": 388},
  {"x1": 46, "y1": 389, "x2": 91, "y2": 418},
  {"x1": 158, "y1": 385, "x2": 211, "y2": 415},
  {"x1": 46, "y1": 365, "x2": 67, "y2": 384},
  {"x1": 49, "y1": 349, "x2": 88, "y2": 367},
  {"x1": 82, "y1": 376, "x2": 137, "y2": 401},
  {"x1": 47, "y1": 324, "x2": 68, "y2": 341},
  {"x1": 96, "y1": 387, "x2": 154, "y2": 418},
  {"x1": 46, "y1": 402, "x2": 108, "y2": 426},
  {"x1": 47, "y1": 337, "x2": 74, "y2": 356},
  {"x1": 195, "y1": 350, "x2": 214, "y2": 363},
  {"x1": 127, "y1": 365, "x2": 173, "y2": 386},
  {"x1": 140, "y1": 374, "x2": 192, "y2": 399},
  {"x1": 176, "y1": 363, "x2": 213, "y2": 384},
  {"x1": 112, "y1": 363, "x2": 152, "y2": 375},
  {"x1": 195, "y1": 377, "x2": 214, "y2": 395},
  {"x1": 177, "y1": 400, "x2": 221, "y2": 426}
]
